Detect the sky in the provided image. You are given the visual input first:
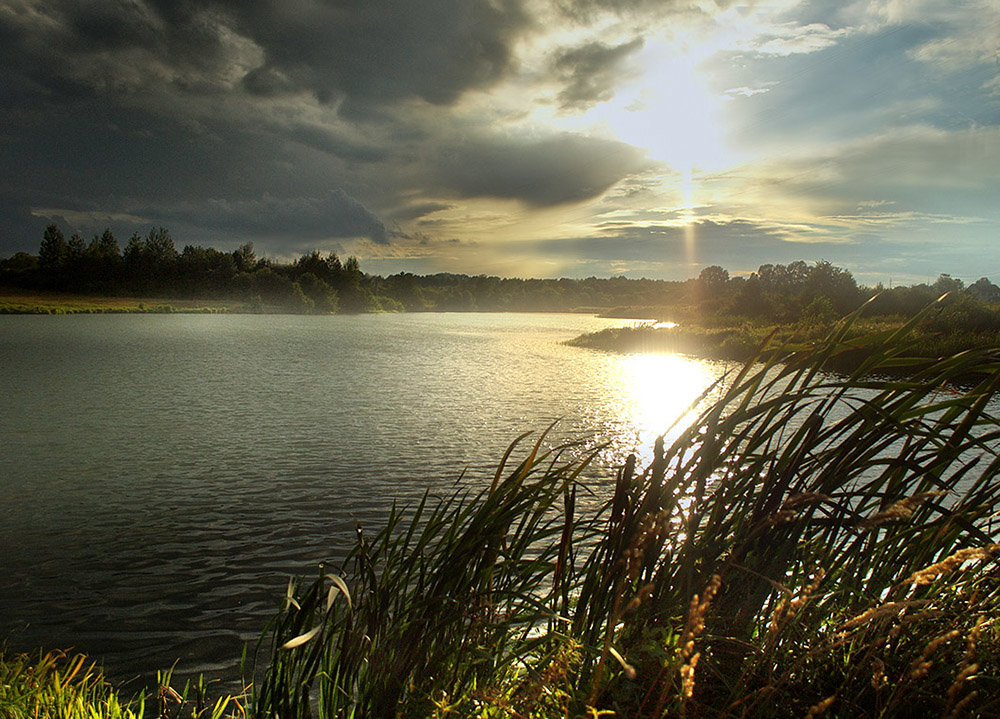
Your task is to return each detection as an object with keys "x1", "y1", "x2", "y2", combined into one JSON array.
[{"x1": 1, "y1": 0, "x2": 998, "y2": 283}]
